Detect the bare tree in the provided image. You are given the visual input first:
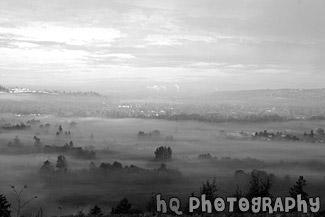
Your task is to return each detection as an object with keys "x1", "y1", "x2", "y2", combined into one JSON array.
[{"x1": 10, "y1": 185, "x2": 38, "y2": 217}]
